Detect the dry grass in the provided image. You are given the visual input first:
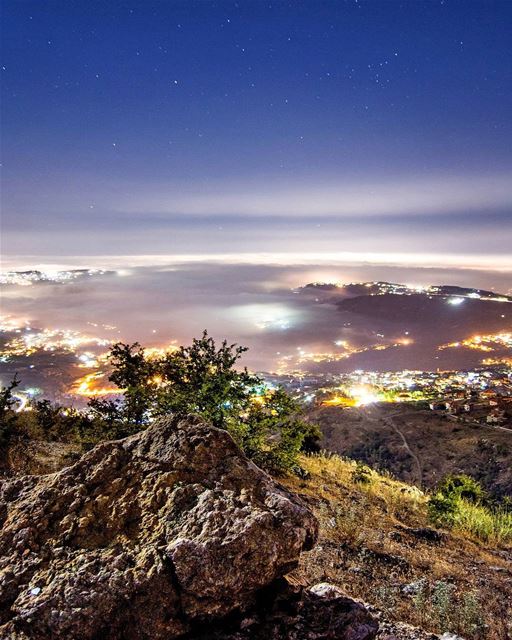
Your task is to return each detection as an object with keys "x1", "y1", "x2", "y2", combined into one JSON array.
[
  {"x1": 281, "y1": 452, "x2": 512, "y2": 640},
  {"x1": 303, "y1": 451, "x2": 427, "y2": 524}
]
